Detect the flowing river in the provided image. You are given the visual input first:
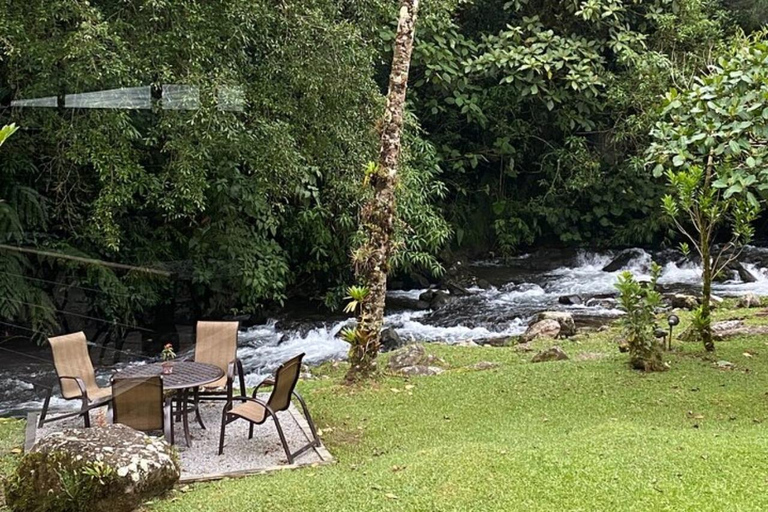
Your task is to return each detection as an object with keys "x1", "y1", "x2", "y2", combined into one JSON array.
[{"x1": 3, "y1": 246, "x2": 768, "y2": 416}]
